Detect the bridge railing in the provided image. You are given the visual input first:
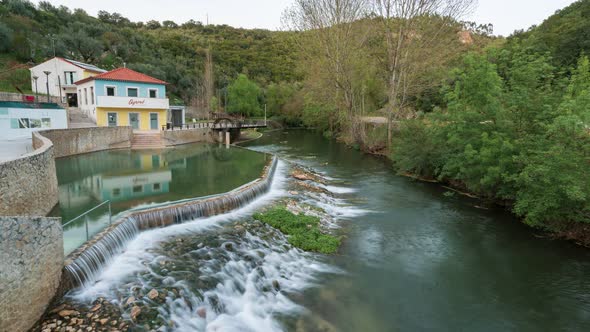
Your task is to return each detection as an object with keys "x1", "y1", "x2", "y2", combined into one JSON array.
[{"x1": 161, "y1": 119, "x2": 266, "y2": 131}]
